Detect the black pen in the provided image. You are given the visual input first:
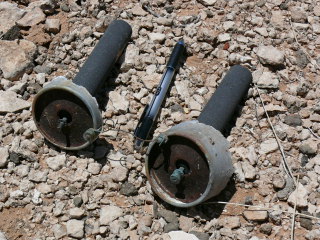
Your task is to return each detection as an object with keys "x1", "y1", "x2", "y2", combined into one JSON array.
[{"x1": 134, "y1": 40, "x2": 186, "y2": 150}]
